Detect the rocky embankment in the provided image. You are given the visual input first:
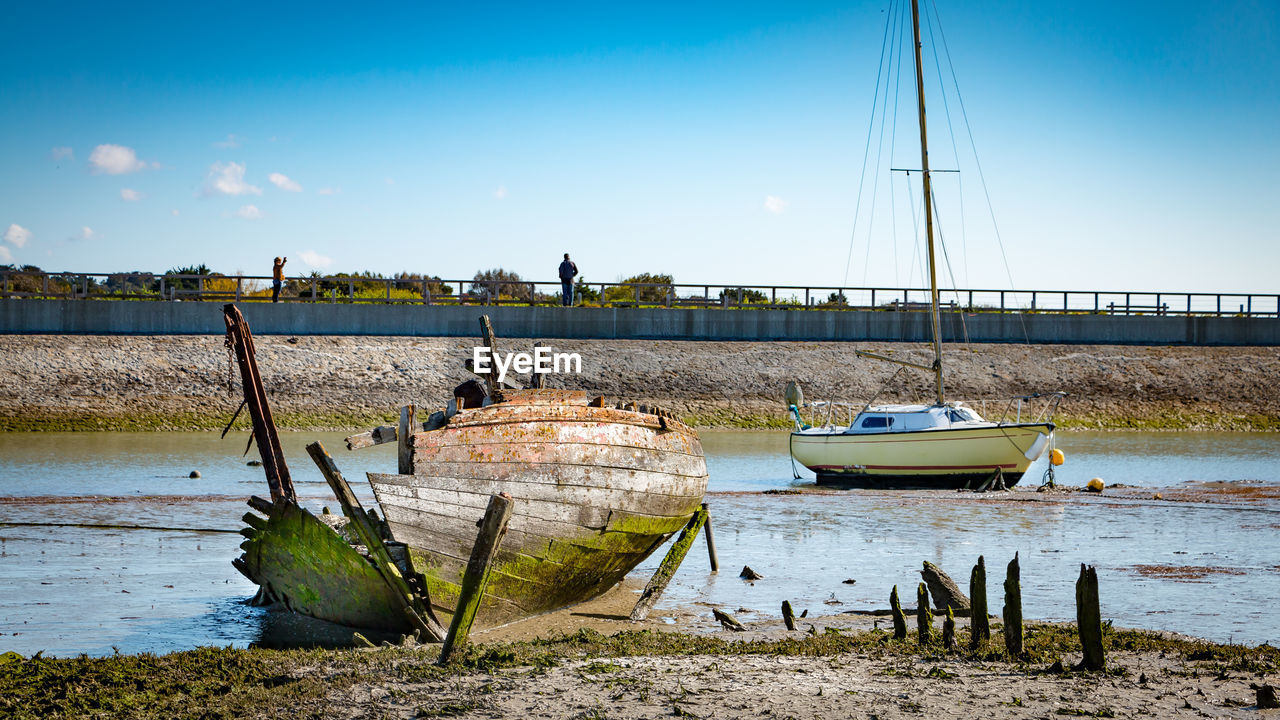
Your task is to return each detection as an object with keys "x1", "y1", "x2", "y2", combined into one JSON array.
[{"x1": 0, "y1": 335, "x2": 1277, "y2": 431}]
